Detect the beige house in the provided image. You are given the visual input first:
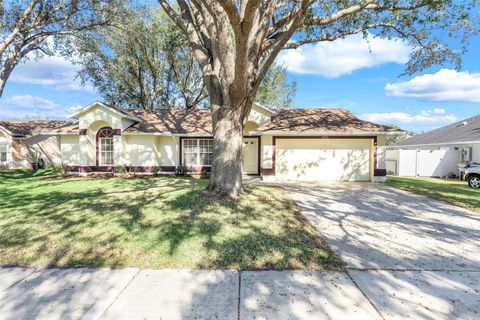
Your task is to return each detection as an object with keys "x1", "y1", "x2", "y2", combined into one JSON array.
[
  {"x1": 0, "y1": 120, "x2": 68, "y2": 168},
  {"x1": 30, "y1": 101, "x2": 399, "y2": 182}
]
